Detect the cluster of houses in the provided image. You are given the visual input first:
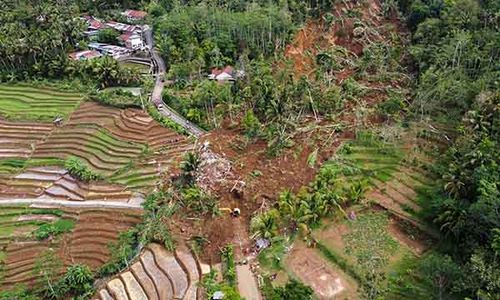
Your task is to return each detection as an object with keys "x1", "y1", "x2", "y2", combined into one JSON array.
[
  {"x1": 70, "y1": 10, "x2": 147, "y2": 61},
  {"x1": 69, "y1": 9, "x2": 246, "y2": 83}
]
